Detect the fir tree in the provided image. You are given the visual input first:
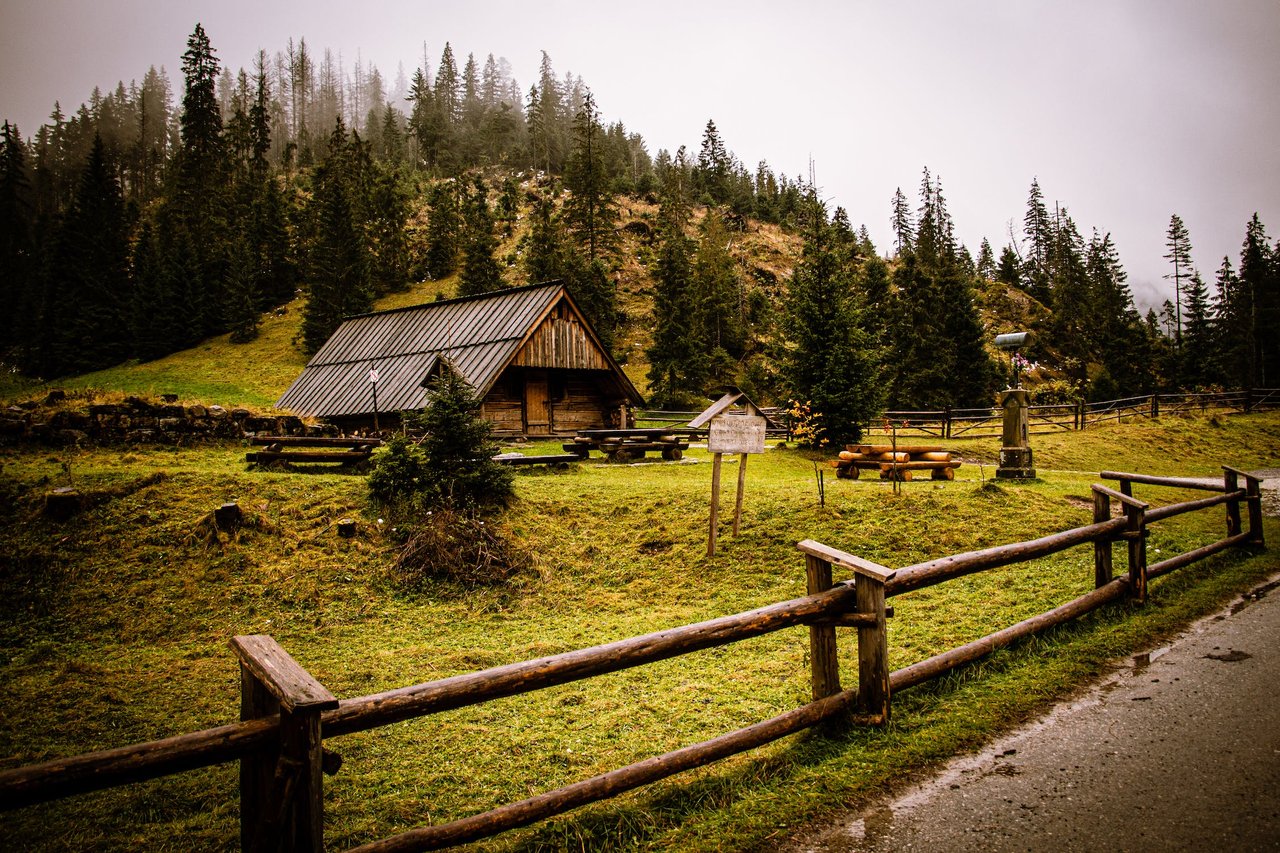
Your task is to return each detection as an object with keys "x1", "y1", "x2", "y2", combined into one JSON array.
[
  {"x1": 424, "y1": 180, "x2": 461, "y2": 280},
  {"x1": 457, "y1": 176, "x2": 503, "y2": 296},
  {"x1": 890, "y1": 187, "x2": 914, "y2": 256},
  {"x1": 0, "y1": 121, "x2": 35, "y2": 362},
  {"x1": 783, "y1": 197, "x2": 883, "y2": 446},
  {"x1": 48, "y1": 134, "x2": 132, "y2": 375},
  {"x1": 300, "y1": 126, "x2": 373, "y2": 353},
  {"x1": 563, "y1": 90, "x2": 616, "y2": 261},
  {"x1": 1163, "y1": 214, "x2": 1193, "y2": 347}
]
